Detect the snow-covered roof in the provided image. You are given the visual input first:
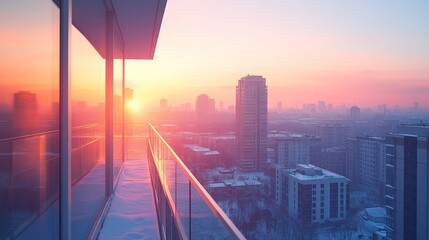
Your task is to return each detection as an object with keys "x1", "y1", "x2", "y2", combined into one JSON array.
[
  {"x1": 183, "y1": 144, "x2": 210, "y2": 152},
  {"x1": 244, "y1": 180, "x2": 262, "y2": 186},
  {"x1": 210, "y1": 136, "x2": 235, "y2": 140},
  {"x1": 365, "y1": 207, "x2": 386, "y2": 218},
  {"x1": 203, "y1": 151, "x2": 220, "y2": 156},
  {"x1": 209, "y1": 183, "x2": 226, "y2": 188},
  {"x1": 289, "y1": 164, "x2": 348, "y2": 181}
]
